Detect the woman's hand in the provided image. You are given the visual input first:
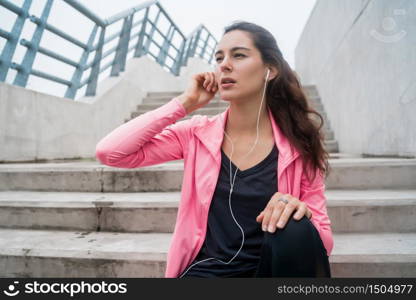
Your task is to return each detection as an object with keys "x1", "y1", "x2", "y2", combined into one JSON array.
[
  {"x1": 256, "y1": 192, "x2": 312, "y2": 233},
  {"x1": 177, "y1": 72, "x2": 218, "y2": 114}
]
